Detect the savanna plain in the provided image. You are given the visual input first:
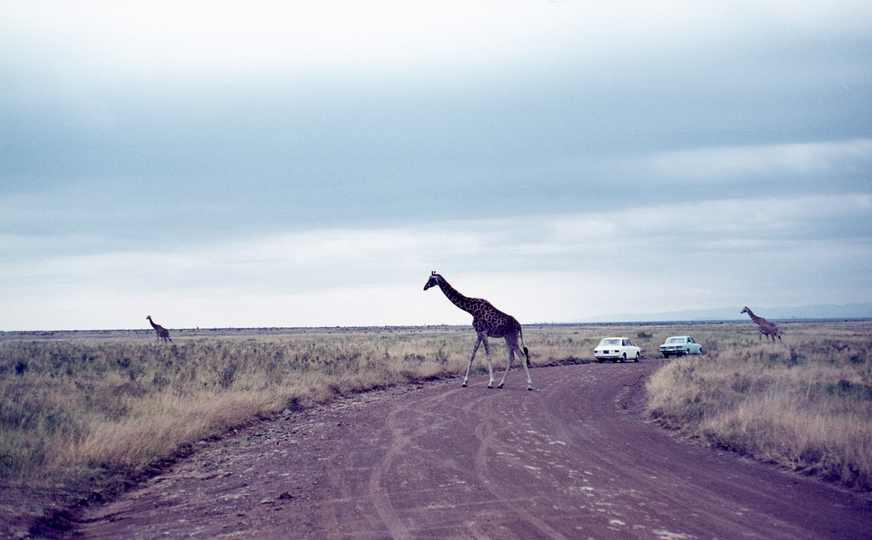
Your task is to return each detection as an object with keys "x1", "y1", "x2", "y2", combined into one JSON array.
[{"x1": 1, "y1": 321, "x2": 870, "y2": 536}]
